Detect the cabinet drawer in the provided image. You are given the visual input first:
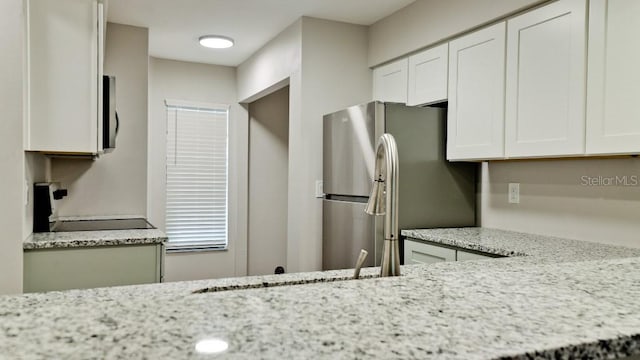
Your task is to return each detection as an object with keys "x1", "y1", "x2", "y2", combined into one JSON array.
[{"x1": 404, "y1": 239, "x2": 456, "y2": 265}]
